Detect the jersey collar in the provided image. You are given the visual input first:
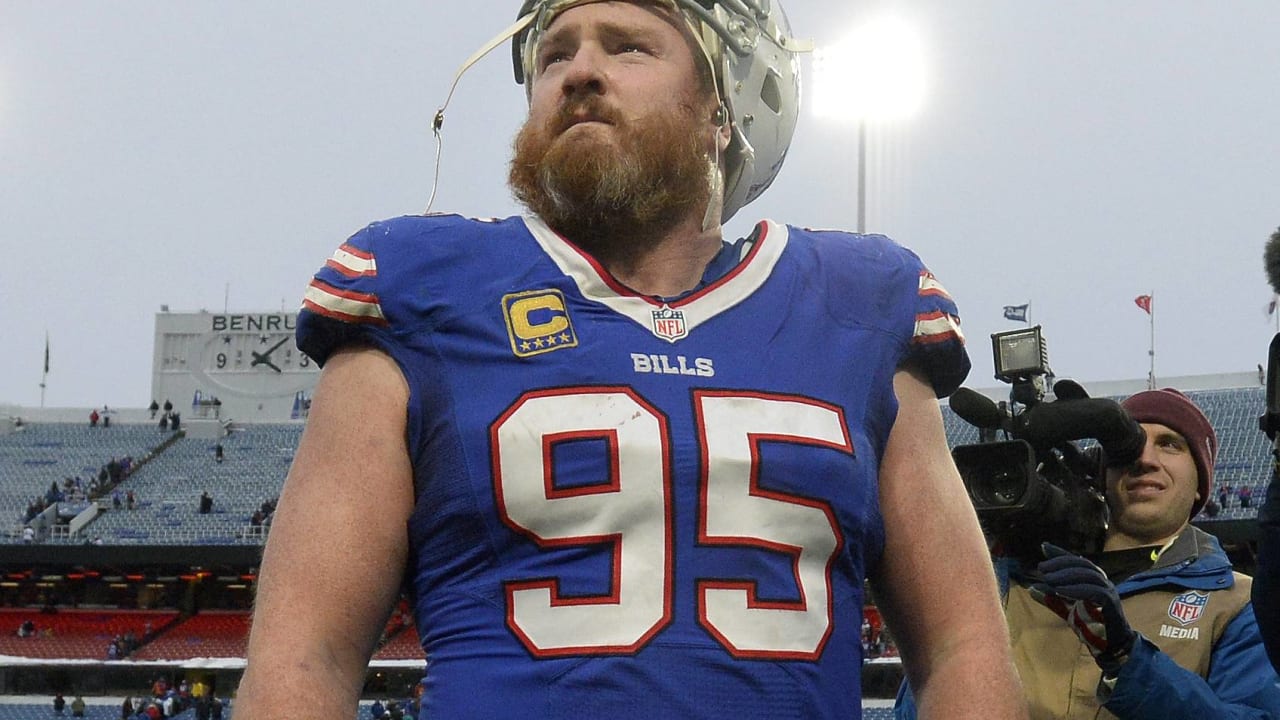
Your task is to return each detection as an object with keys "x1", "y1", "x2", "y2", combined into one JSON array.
[{"x1": 522, "y1": 215, "x2": 789, "y2": 343}]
